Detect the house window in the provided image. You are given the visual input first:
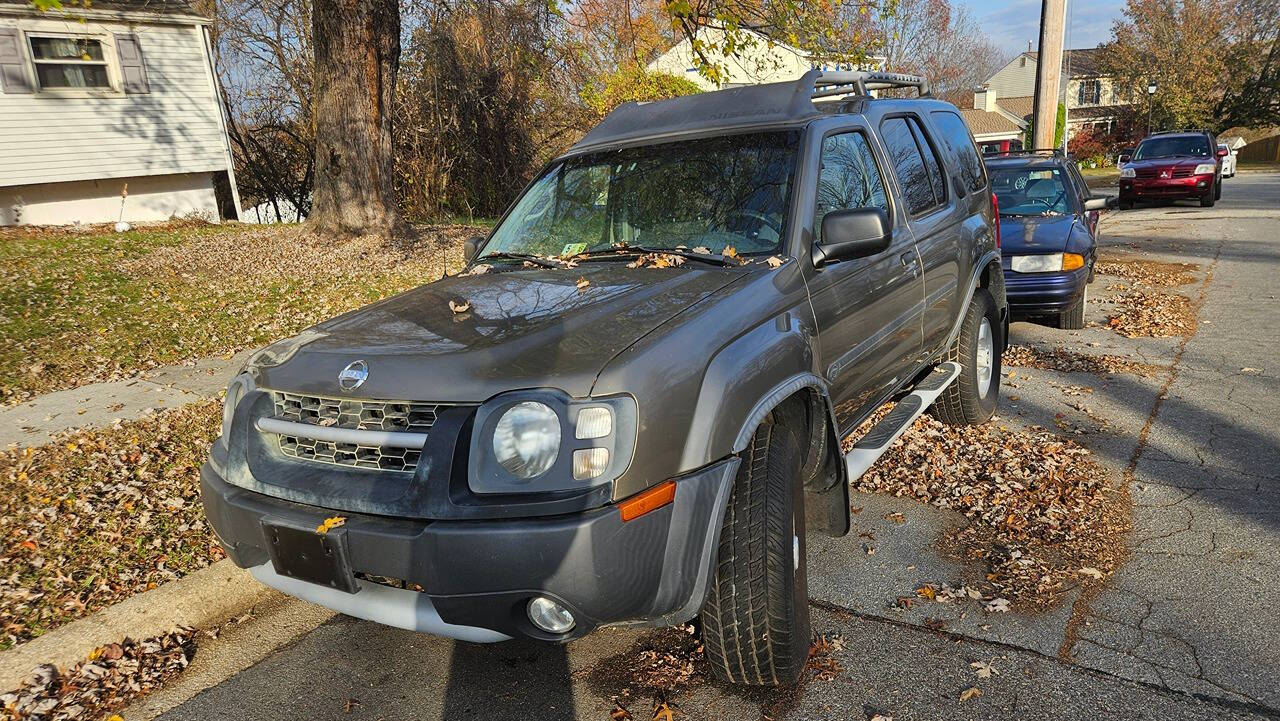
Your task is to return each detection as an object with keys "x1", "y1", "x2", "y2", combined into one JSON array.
[
  {"x1": 28, "y1": 36, "x2": 110, "y2": 89},
  {"x1": 1077, "y1": 79, "x2": 1101, "y2": 106}
]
